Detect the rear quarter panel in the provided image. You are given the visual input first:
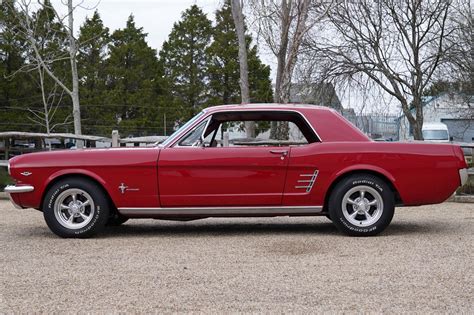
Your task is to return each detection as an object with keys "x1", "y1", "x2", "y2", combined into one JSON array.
[{"x1": 284, "y1": 141, "x2": 462, "y2": 207}]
